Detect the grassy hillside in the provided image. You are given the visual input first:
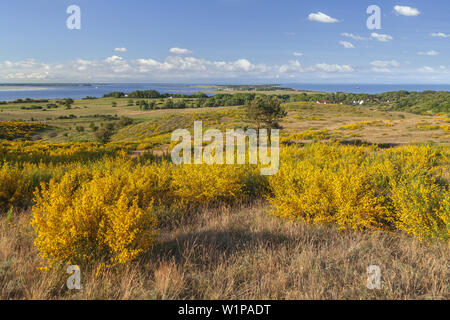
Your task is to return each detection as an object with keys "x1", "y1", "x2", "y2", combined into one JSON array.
[
  {"x1": 1, "y1": 93, "x2": 448, "y2": 146},
  {"x1": 0, "y1": 90, "x2": 449, "y2": 300}
]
